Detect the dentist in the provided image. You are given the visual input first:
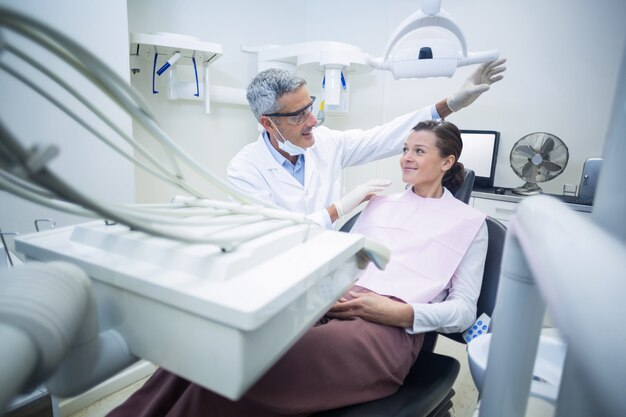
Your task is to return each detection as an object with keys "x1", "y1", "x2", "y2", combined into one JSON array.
[{"x1": 228, "y1": 62, "x2": 505, "y2": 228}]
